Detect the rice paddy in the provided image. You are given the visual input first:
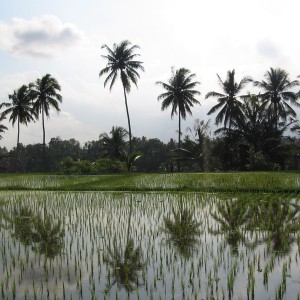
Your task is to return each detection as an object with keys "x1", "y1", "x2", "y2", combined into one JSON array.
[
  {"x1": 1, "y1": 189, "x2": 300, "y2": 299},
  {"x1": 1, "y1": 172, "x2": 300, "y2": 192}
]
